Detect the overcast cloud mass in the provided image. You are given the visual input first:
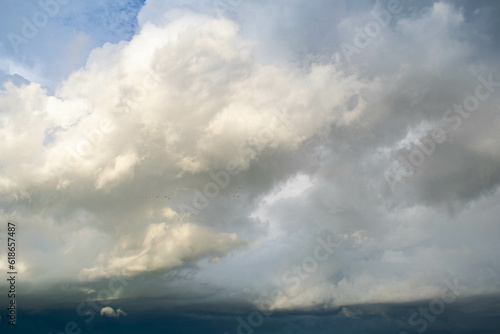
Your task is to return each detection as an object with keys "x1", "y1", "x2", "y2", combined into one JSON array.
[{"x1": 0, "y1": 0, "x2": 500, "y2": 333}]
